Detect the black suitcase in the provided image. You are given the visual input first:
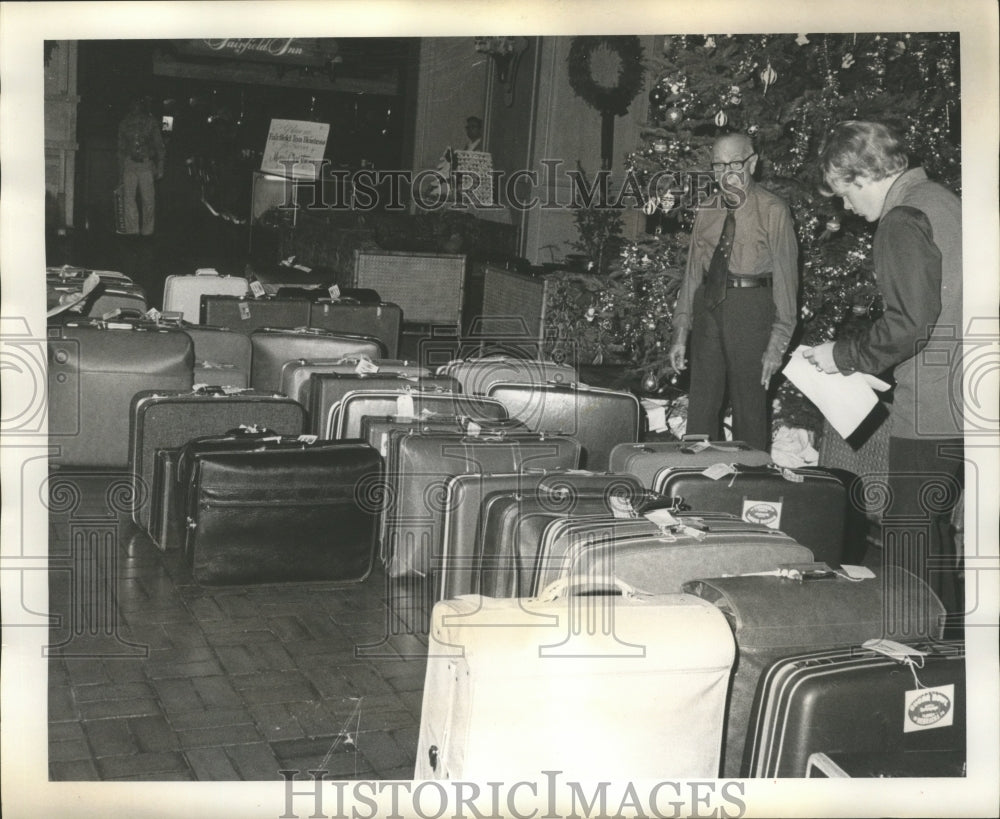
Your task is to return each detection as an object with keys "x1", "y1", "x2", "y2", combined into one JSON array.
[
  {"x1": 150, "y1": 448, "x2": 185, "y2": 551},
  {"x1": 385, "y1": 431, "x2": 582, "y2": 577},
  {"x1": 682, "y1": 567, "x2": 947, "y2": 777},
  {"x1": 658, "y1": 464, "x2": 849, "y2": 566},
  {"x1": 327, "y1": 390, "x2": 508, "y2": 440},
  {"x1": 200, "y1": 294, "x2": 312, "y2": 333},
  {"x1": 744, "y1": 640, "x2": 966, "y2": 778},
  {"x1": 308, "y1": 373, "x2": 461, "y2": 437},
  {"x1": 440, "y1": 470, "x2": 647, "y2": 600},
  {"x1": 127, "y1": 387, "x2": 307, "y2": 533},
  {"x1": 531, "y1": 511, "x2": 815, "y2": 598},
  {"x1": 308, "y1": 298, "x2": 403, "y2": 359},
  {"x1": 438, "y1": 356, "x2": 578, "y2": 394},
  {"x1": 280, "y1": 358, "x2": 431, "y2": 408},
  {"x1": 186, "y1": 440, "x2": 383, "y2": 585},
  {"x1": 48, "y1": 319, "x2": 194, "y2": 467},
  {"x1": 174, "y1": 322, "x2": 252, "y2": 389},
  {"x1": 486, "y1": 381, "x2": 642, "y2": 470},
  {"x1": 249, "y1": 327, "x2": 387, "y2": 392}
]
